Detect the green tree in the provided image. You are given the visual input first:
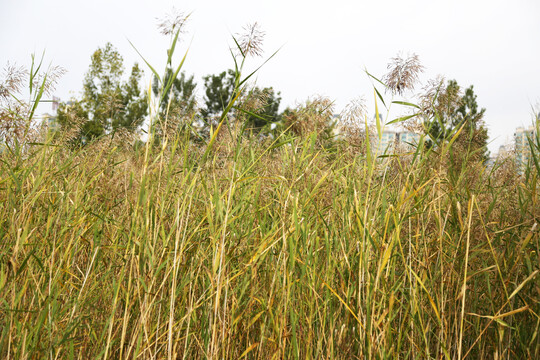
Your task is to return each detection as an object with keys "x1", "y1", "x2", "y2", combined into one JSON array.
[
  {"x1": 58, "y1": 43, "x2": 147, "y2": 142},
  {"x1": 112, "y1": 63, "x2": 148, "y2": 130},
  {"x1": 82, "y1": 42, "x2": 123, "y2": 132},
  {"x1": 456, "y1": 85, "x2": 488, "y2": 160},
  {"x1": 425, "y1": 79, "x2": 488, "y2": 161},
  {"x1": 241, "y1": 86, "x2": 281, "y2": 132},
  {"x1": 426, "y1": 79, "x2": 461, "y2": 143},
  {"x1": 201, "y1": 70, "x2": 235, "y2": 120},
  {"x1": 152, "y1": 68, "x2": 197, "y2": 119}
]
